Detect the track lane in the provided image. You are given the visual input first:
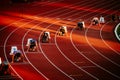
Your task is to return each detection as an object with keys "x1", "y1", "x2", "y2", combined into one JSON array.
[{"x1": 0, "y1": 0, "x2": 119, "y2": 79}]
